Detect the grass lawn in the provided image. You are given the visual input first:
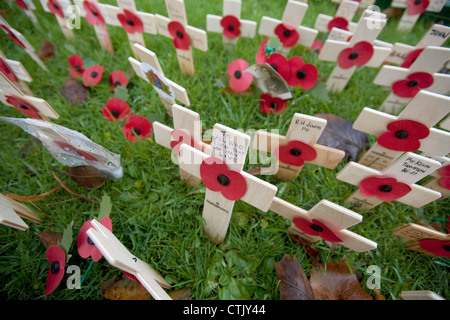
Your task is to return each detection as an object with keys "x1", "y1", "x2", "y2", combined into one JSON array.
[{"x1": 0, "y1": 0, "x2": 449, "y2": 301}]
